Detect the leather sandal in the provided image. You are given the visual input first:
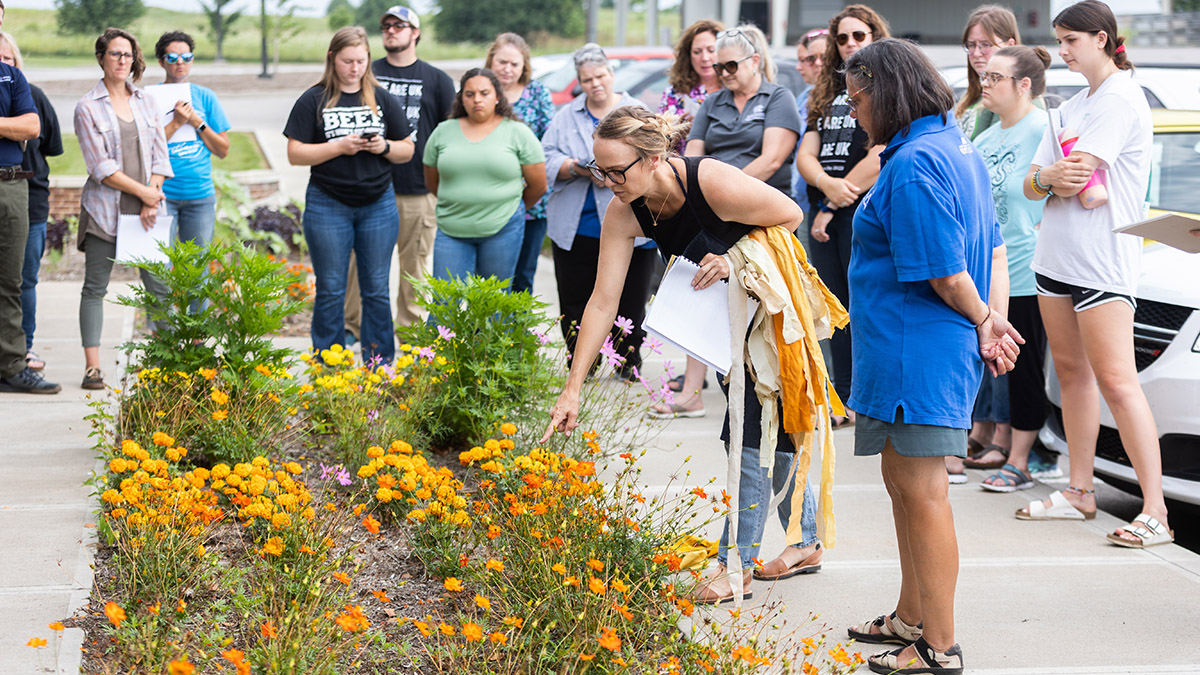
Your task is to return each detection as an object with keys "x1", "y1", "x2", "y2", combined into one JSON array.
[
  {"x1": 962, "y1": 444, "x2": 1009, "y2": 469},
  {"x1": 693, "y1": 566, "x2": 753, "y2": 605},
  {"x1": 1015, "y1": 490, "x2": 1096, "y2": 521},
  {"x1": 753, "y1": 543, "x2": 822, "y2": 580},
  {"x1": 867, "y1": 637, "x2": 963, "y2": 675},
  {"x1": 1107, "y1": 513, "x2": 1174, "y2": 548},
  {"x1": 848, "y1": 611, "x2": 922, "y2": 646}
]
